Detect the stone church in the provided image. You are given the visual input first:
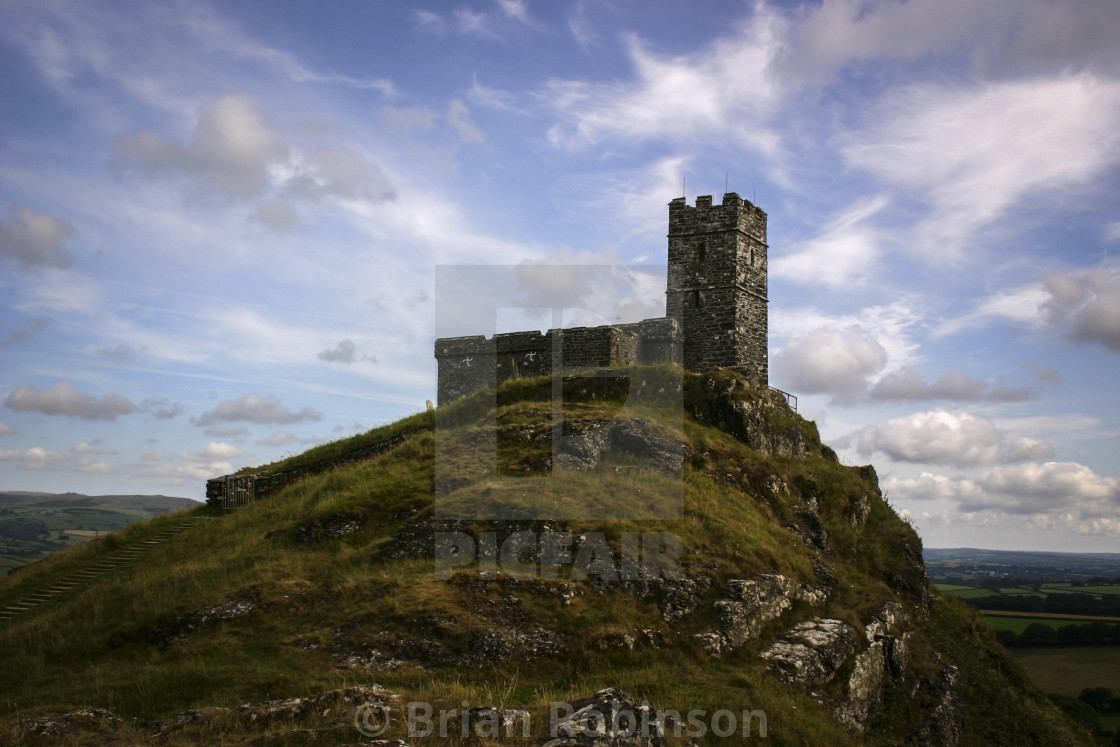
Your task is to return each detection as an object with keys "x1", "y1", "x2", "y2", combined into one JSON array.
[{"x1": 435, "y1": 193, "x2": 768, "y2": 405}]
